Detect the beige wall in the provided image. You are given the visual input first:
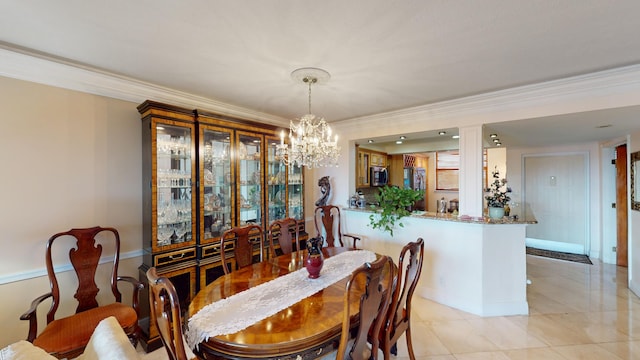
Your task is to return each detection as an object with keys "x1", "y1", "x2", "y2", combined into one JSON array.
[{"x1": 0, "y1": 76, "x2": 143, "y2": 346}]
